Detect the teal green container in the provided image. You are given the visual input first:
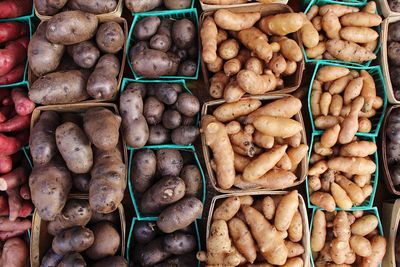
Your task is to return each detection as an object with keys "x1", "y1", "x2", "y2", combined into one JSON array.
[
  {"x1": 0, "y1": 17, "x2": 32, "y2": 88},
  {"x1": 0, "y1": 5, "x2": 34, "y2": 21},
  {"x1": 303, "y1": 0, "x2": 367, "y2": 8},
  {"x1": 303, "y1": 0, "x2": 380, "y2": 67},
  {"x1": 306, "y1": 133, "x2": 379, "y2": 211},
  {"x1": 308, "y1": 62, "x2": 387, "y2": 137},
  {"x1": 126, "y1": 8, "x2": 200, "y2": 80},
  {"x1": 126, "y1": 218, "x2": 201, "y2": 266},
  {"x1": 22, "y1": 146, "x2": 32, "y2": 168},
  {"x1": 309, "y1": 207, "x2": 383, "y2": 266},
  {"x1": 128, "y1": 144, "x2": 206, "y2": 220}
]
